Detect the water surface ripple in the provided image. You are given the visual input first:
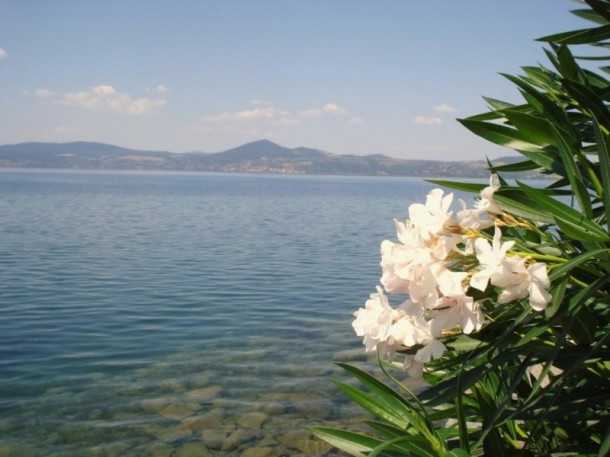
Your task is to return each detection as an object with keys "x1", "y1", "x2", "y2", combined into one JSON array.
[{"x1": 0, "y1": 170, "x2": 441, "y2": 456}]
